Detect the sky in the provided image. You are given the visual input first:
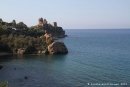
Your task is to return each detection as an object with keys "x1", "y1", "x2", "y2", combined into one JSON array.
[{"x1": 0, "y1": 0, "x2": 130, "y2": 29}]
